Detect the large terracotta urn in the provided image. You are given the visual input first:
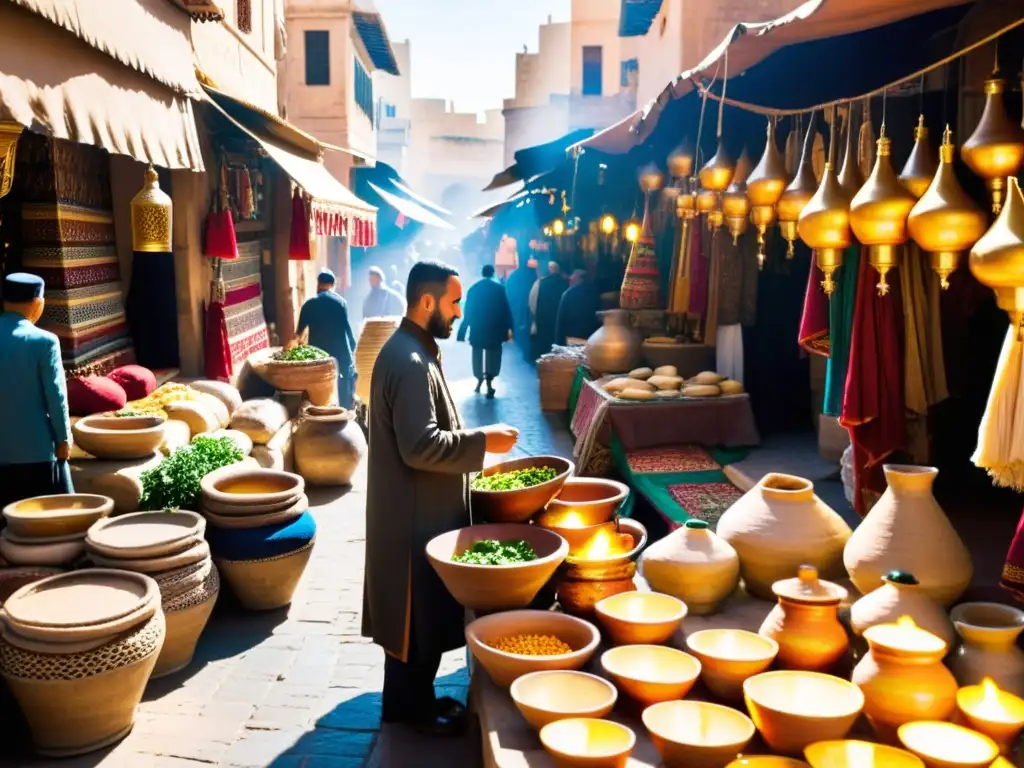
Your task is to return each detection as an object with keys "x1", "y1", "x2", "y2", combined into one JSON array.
[
  {"x1": 293, "y1": 406, "x2": 367, "y2": 486},
  {"x1": 716, "y1": 473, "x2": 852, "y2": 600},
  {"x1": 585, "y1": 310, "x2": 642, "y2": 375},
  {"x1": 843, "y1": 465, "x2": 972, "y2": 606}
]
